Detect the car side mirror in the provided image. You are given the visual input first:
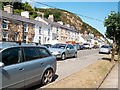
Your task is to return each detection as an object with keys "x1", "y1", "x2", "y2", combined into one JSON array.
[
  {"x1": 66, "y1": 48, "x2": 70, "y2": 50},
  {"x1": 0, "y1": 62, "x2": 4, "y2": 68}
]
